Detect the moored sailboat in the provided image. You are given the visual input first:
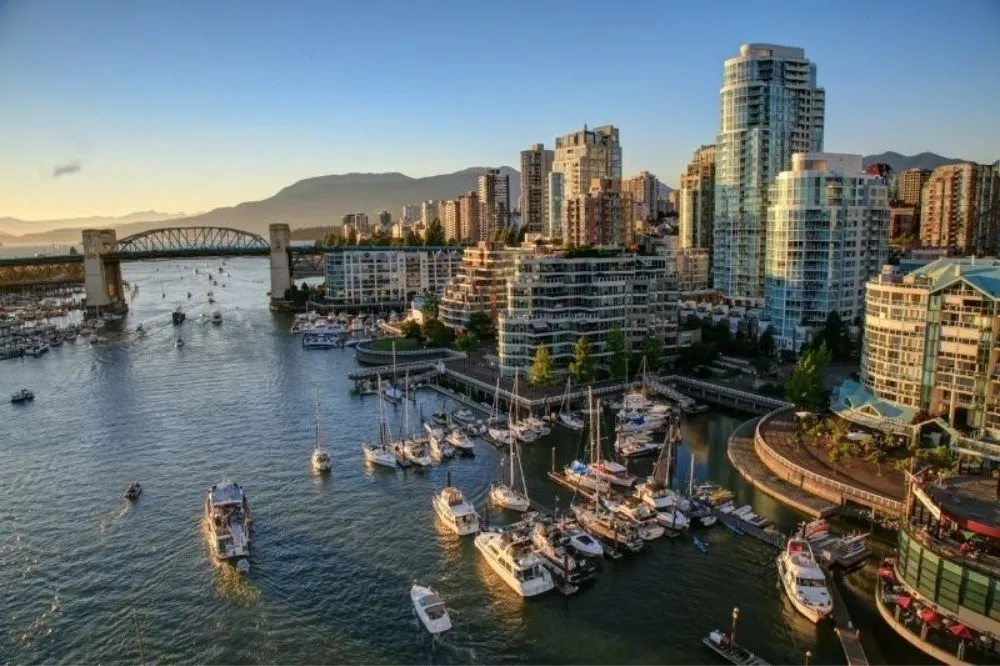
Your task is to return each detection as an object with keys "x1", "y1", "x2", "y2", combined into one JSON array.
[
  {"x1": 363, "y1": 379, "x2": 397, "y2": 469},
  {"x1": 311, "y1": 390, "x2": 332, "y2": 473},
  {"x1": 489, "y1": 425, "x2": 530, "y2": 512}
]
